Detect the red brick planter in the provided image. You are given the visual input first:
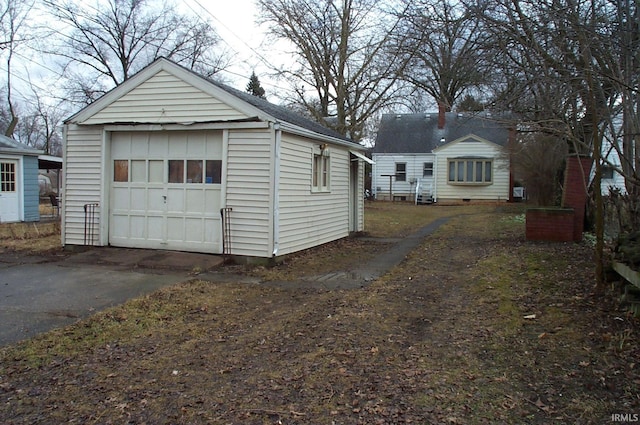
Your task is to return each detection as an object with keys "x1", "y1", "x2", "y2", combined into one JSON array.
[
  {"x1": 525, "y1": 155, "x2": 593, "y2": 243},
  {"x1": 526, "y1": 208, "x2": 576, "y2": 242}
]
